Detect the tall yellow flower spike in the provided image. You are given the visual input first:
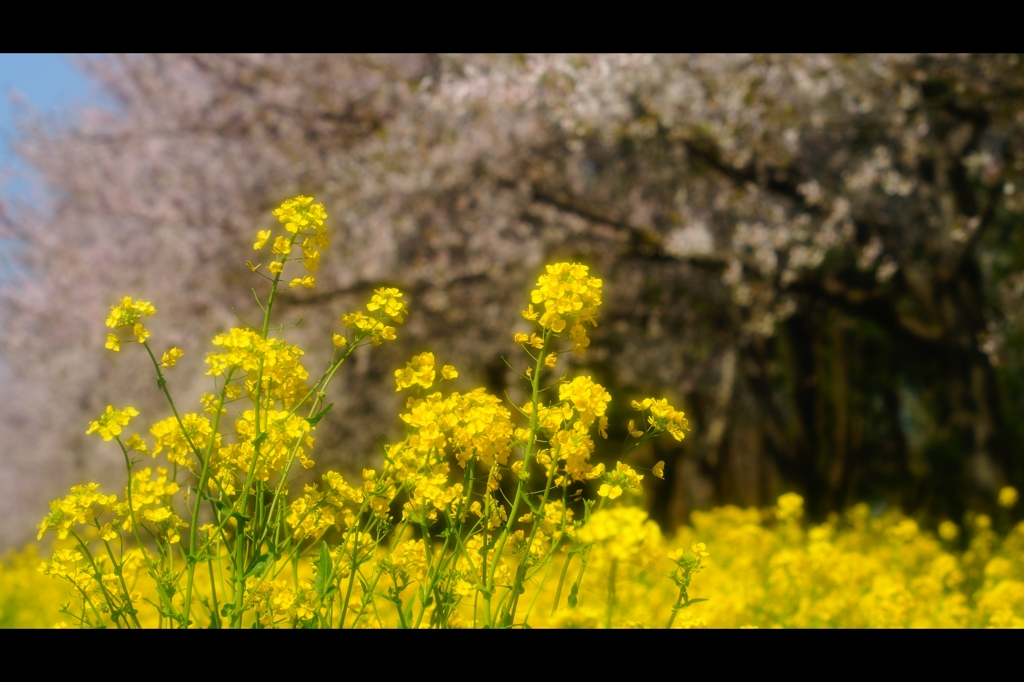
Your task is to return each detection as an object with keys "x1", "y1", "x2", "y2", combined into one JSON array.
[
  {"x1": 104, "y1": 296, "x2": 156, "y2": 350},
  {"x1": 86, "y1": 406, "x2": 141, "y2": 442},
  {"x1": 525, "y1": 262, "x2": 603, "y2": 354}
]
